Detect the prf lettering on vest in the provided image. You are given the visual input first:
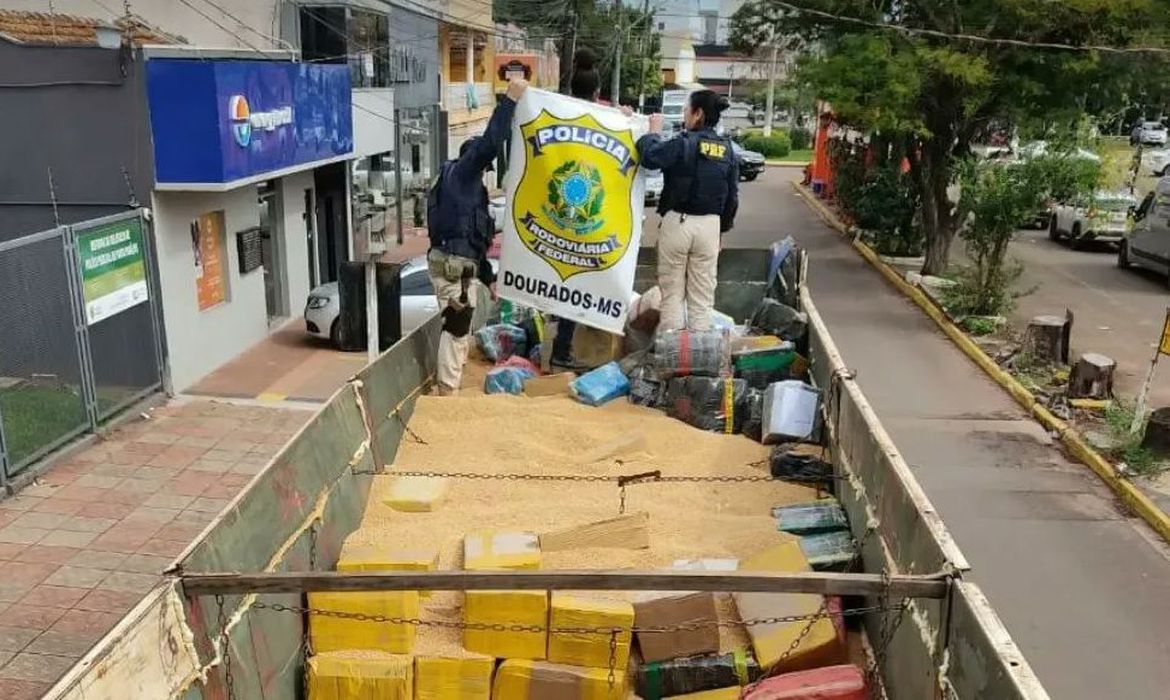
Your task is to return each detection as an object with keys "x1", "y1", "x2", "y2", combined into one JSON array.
[{"x1": 699, "y1": 141, "x2": 727, "y2": 159}]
